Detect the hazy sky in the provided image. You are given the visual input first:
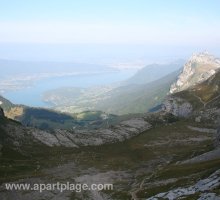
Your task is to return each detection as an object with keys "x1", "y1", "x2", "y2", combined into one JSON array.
[
  {"x1": 0, "y1": 0, "x2": 220, "y2": 45},
  {"x1": 0, "y1": 0, "x2": 220, "y2": 63}
]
